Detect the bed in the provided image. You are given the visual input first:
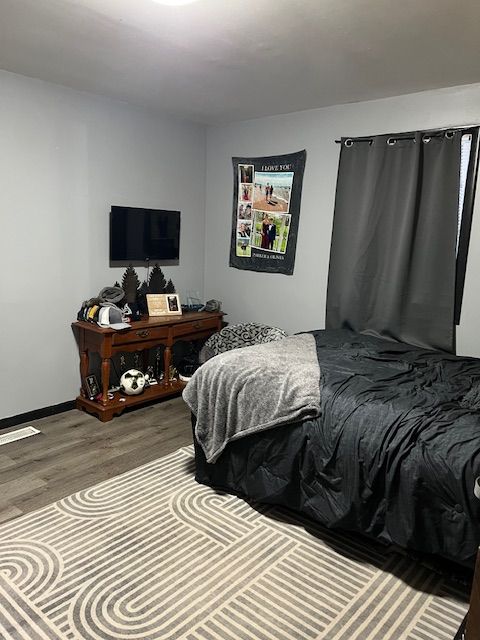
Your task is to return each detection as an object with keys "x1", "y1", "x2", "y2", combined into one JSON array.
[{"x1": 186, "y1": 329, "x2": 480, "y2": 568}]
